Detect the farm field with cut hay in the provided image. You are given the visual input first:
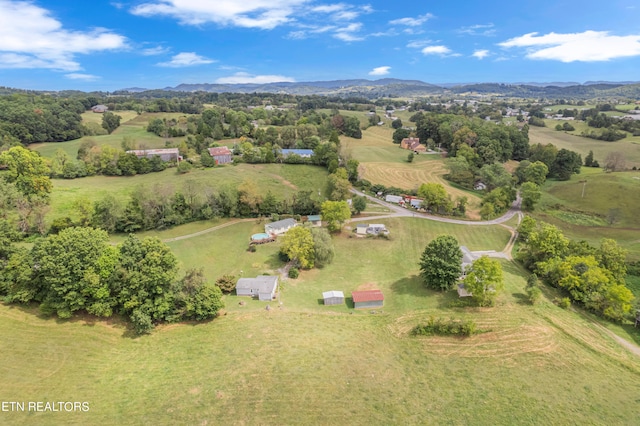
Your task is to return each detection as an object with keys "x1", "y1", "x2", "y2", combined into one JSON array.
[
  {"x1": 2, "y1": 217, "x2": 640, "y2": 425},
  {"x1": 342, "y1": 125, "x2": 484, "y2": 219}
]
